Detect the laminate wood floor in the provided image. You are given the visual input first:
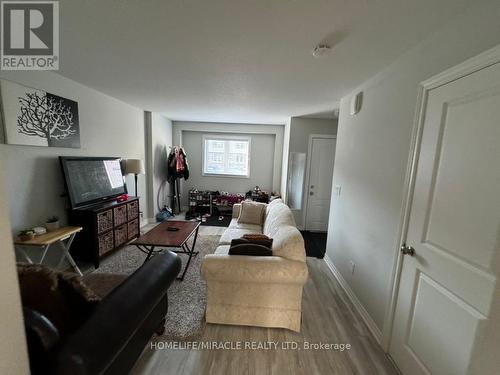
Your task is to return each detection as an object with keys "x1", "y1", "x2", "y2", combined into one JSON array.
[{"x1": 132, "y1": 227, "x2": 398, "y2": 375}]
